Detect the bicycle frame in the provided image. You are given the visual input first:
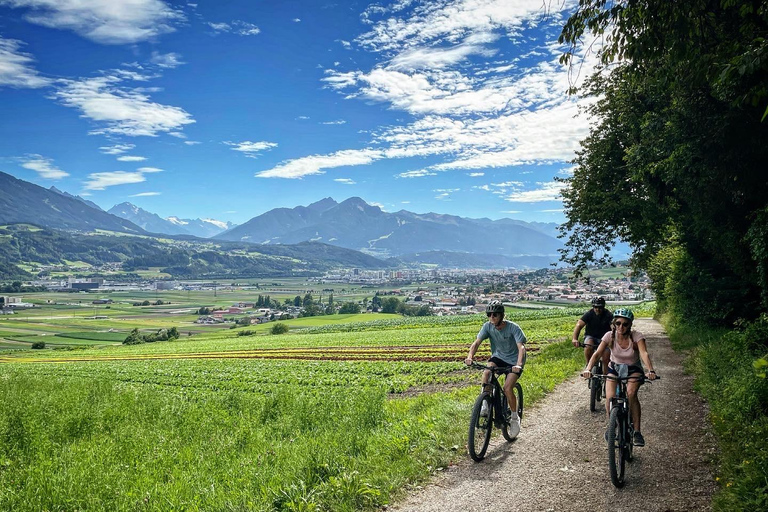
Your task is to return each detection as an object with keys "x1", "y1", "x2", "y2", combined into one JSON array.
[{"x1": 467, "y1": 362, "x2": 524, "y2": 462}]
